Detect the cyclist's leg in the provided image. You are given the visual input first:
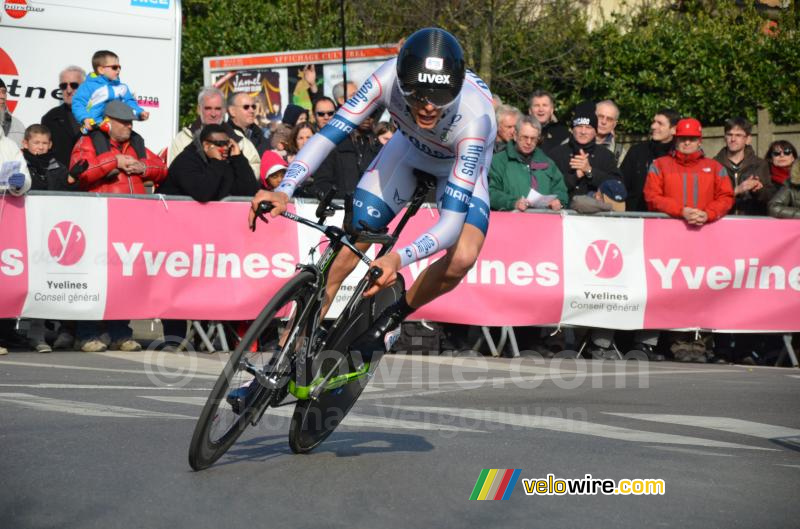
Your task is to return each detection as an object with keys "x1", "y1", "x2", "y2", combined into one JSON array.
[
  {"x1": 320, "y1": 136, "x2": 418, "y2": 317},
  {"x1": 406, "y1": 224, "x2": 485, "y2": 307},
  {"x1": 406, "y1": 170, "x2": 490, "y2": 307},
  {"x1": 349, "y1": 171, "x2": 490, "y2": 359}
]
